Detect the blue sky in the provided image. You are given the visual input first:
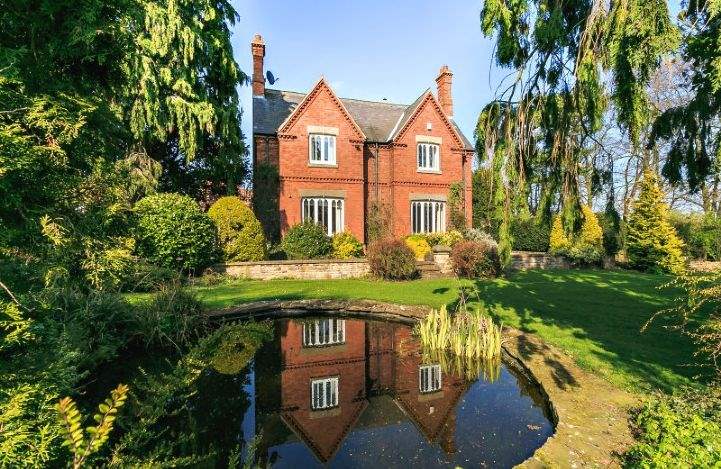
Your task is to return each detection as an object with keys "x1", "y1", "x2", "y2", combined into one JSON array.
[{"x1": 231, "y1": 0, "x2": 501, "y2": 156}]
